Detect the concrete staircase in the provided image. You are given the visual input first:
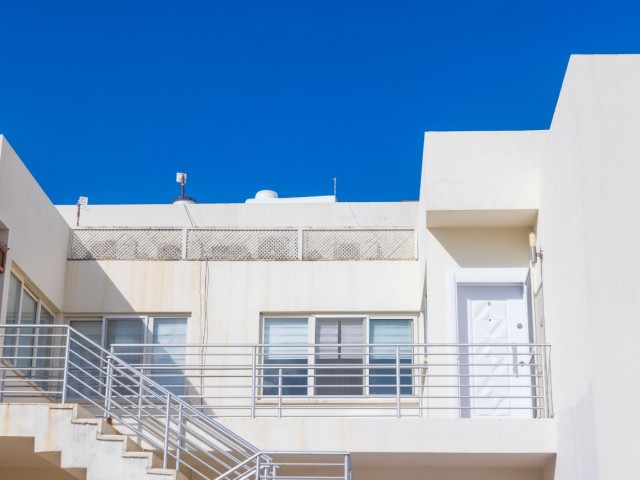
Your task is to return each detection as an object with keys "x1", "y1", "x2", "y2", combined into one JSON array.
[{"x1": 0, "y1": 403, "x2": 187, "y2": 480}]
